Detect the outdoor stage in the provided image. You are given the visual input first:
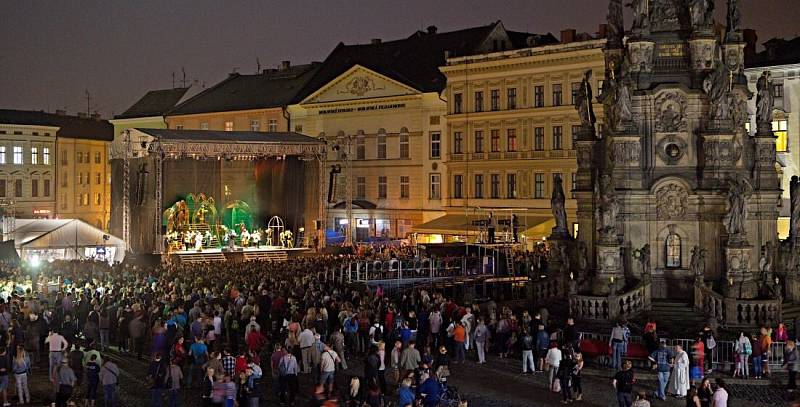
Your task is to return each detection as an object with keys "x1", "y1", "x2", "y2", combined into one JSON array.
[{"x1": 169, "y1": 245, "x2": 309, "y2": 263}]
